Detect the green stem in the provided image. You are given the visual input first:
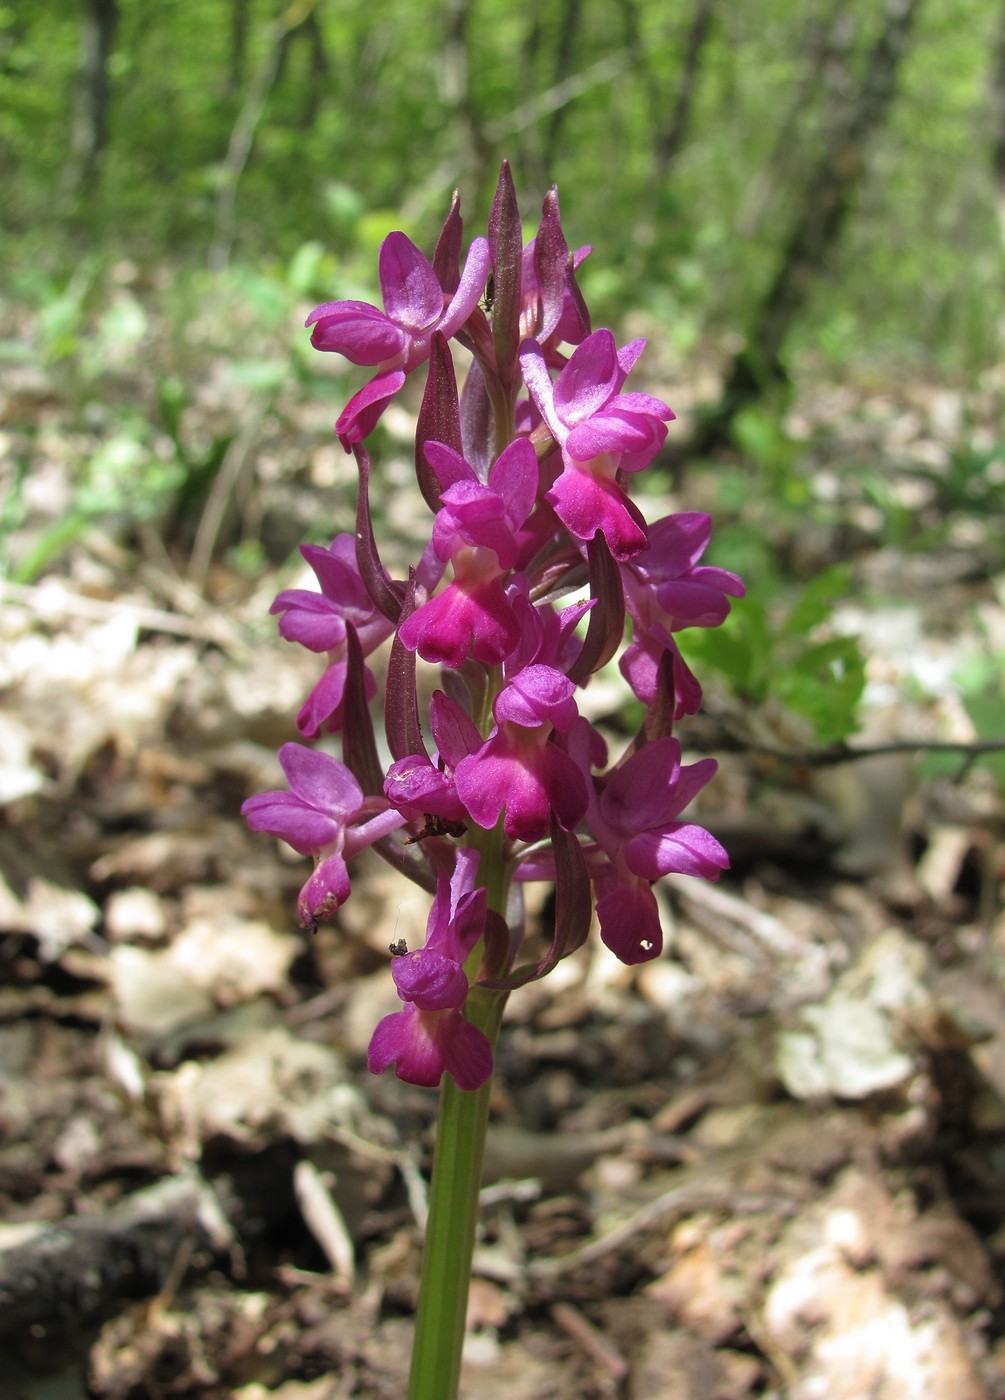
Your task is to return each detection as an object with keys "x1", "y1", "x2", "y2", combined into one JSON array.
[
  {"x1": 409, "y1": 770, "x2": 510, "y2": 1400},
  {"x1": 408, "y1": 655, "x2": 513, "y2": 1399},
  {"x1": 407, "y1": 984, "x2": 507, "y2": 1400}
]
